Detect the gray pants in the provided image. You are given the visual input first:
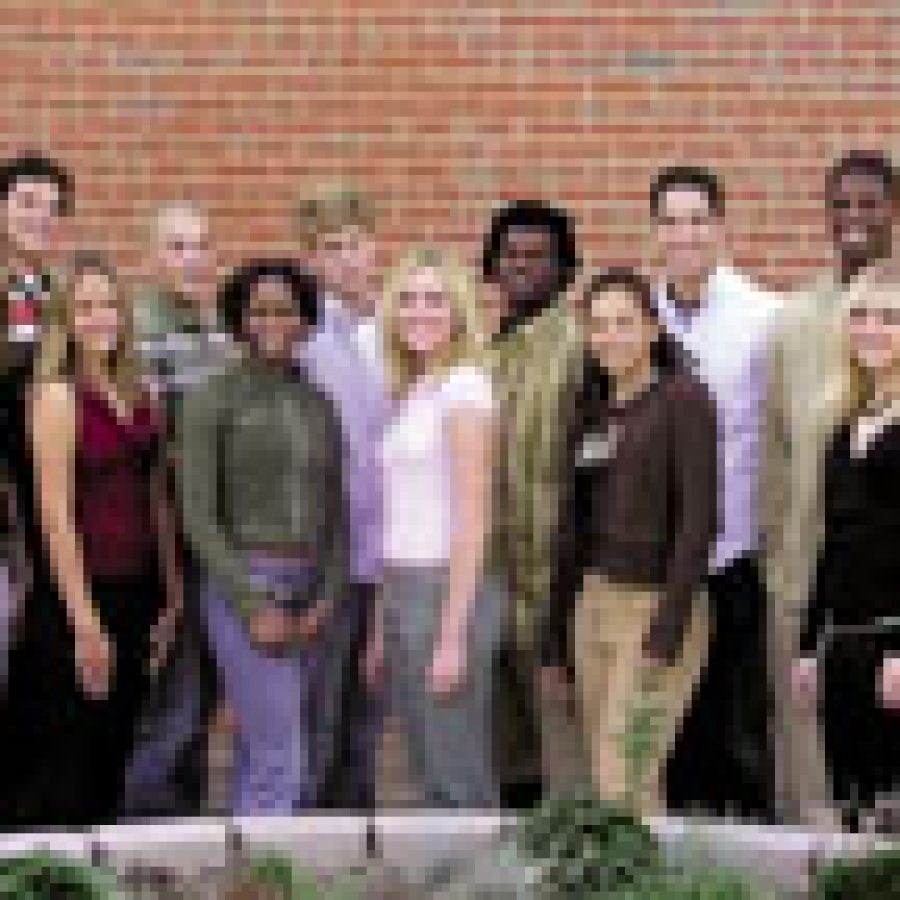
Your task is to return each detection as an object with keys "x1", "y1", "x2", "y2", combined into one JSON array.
[{"x1": 383, "y1": 566, "x2": 506, "y2": 809}]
